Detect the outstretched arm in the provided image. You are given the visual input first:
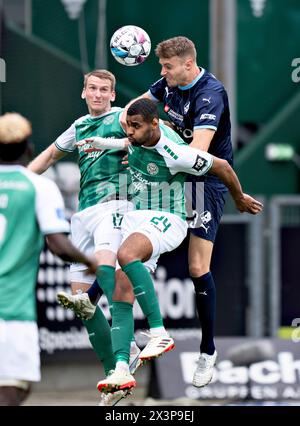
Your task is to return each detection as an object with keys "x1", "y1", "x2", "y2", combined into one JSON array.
[
  {"x1": 75, "y1": 137, "x2": 129, "y2": 151},
  {"x1": 167, "y1": 143, "x2": 263, "y2": 215},
  {"x1": 28, "y1": 143, "x2": 67, "y2": 174},
  {"x1": 210, "y1": 157, "x2": 263, "y2": 214}
]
